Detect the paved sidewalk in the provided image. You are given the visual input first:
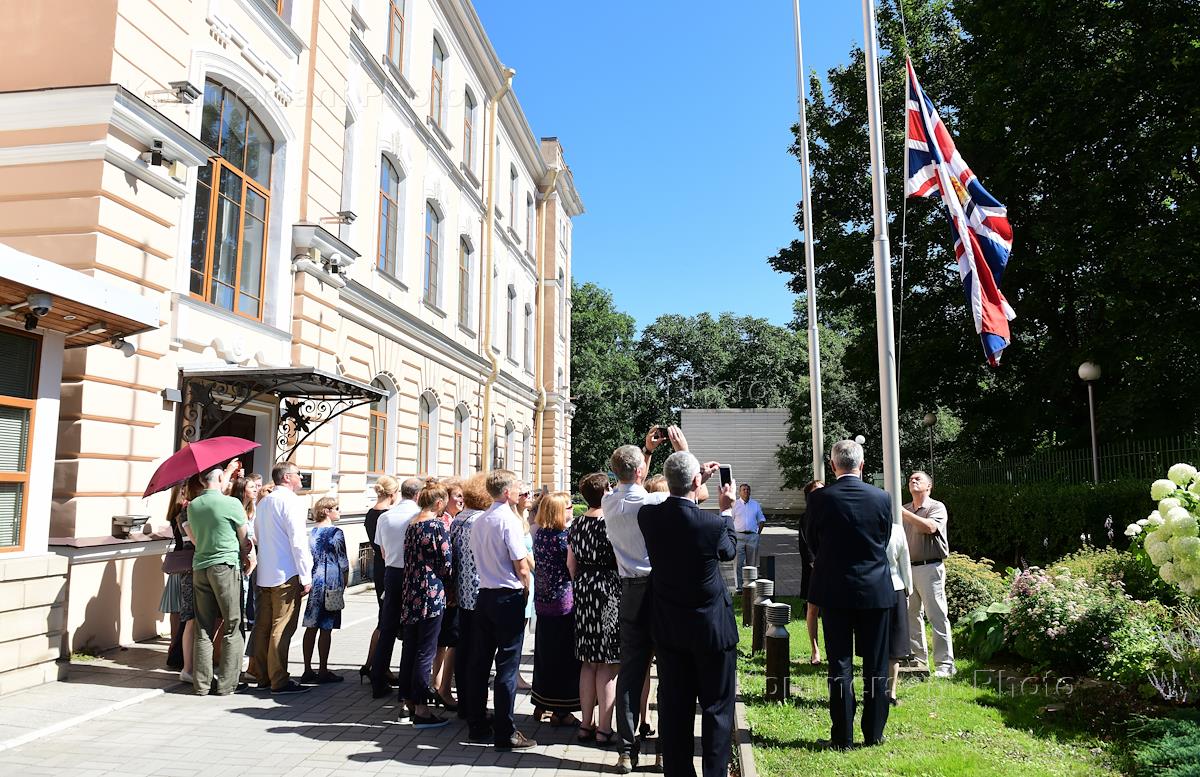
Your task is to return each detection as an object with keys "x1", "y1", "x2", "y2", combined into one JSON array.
[{"x1": 0, "y1": 587, "x2": 677, "y2": 776}]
